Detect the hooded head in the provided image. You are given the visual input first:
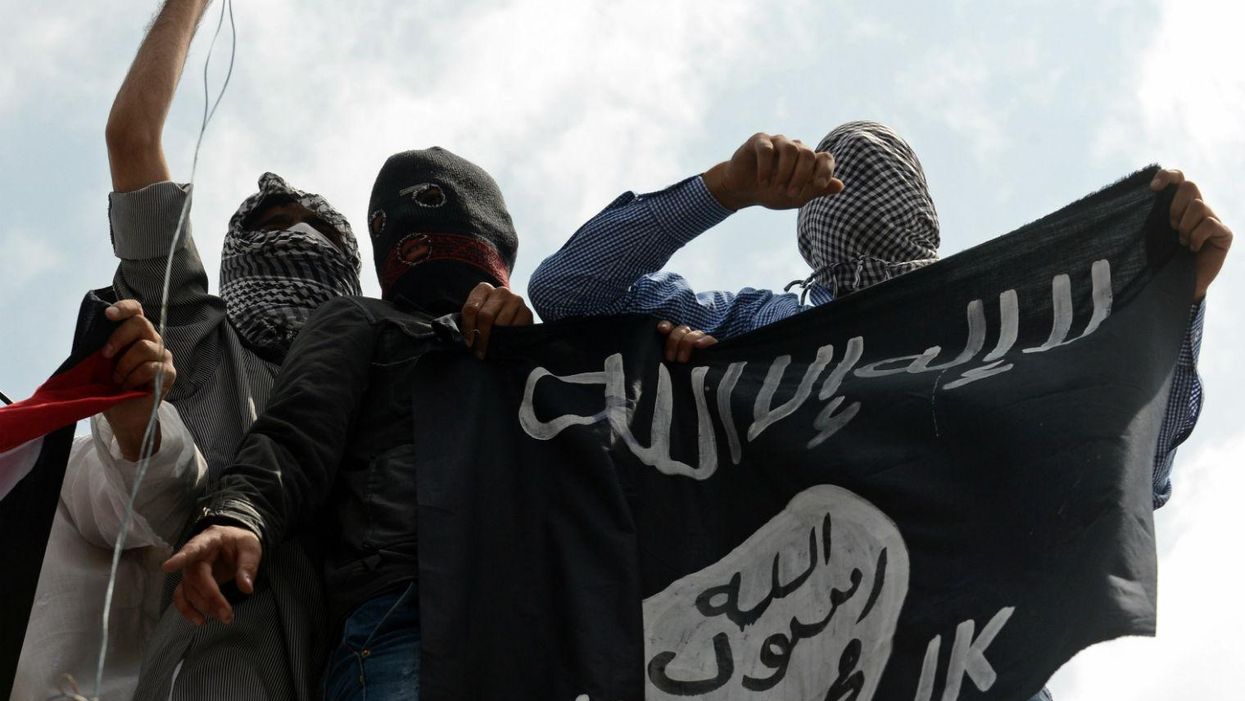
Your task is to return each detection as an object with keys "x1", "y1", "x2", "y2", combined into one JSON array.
[
  {"x1": 220, "y1": 172, "x2": 363, "y2": 360},
  {"x1": 367, "y1": 147, "x2": 518, "y2": 315},
  {"x1": 796, "y1": 121, "x2": 939, "y2": 296}
]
